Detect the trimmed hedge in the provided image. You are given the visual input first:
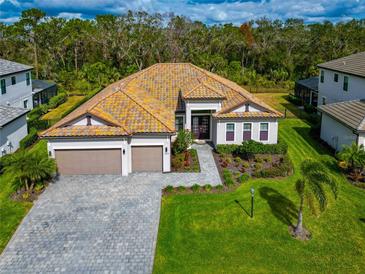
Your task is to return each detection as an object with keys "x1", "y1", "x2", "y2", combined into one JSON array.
[
  {"x1": 287, "y1": 94, "x2": 302, "y2": 106},
  {"x1": 48, "y1": 93, "x2": 67, "y2": 109},
  {"x1": 216, "y1": 140, "x2": 288, "y2": 157},
  {"x1": 61, "y1": 88, "x2": 101, "y2": 118},
  {"x1": 19, "y1": 128, "x2": 38, "y2": 149}
]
